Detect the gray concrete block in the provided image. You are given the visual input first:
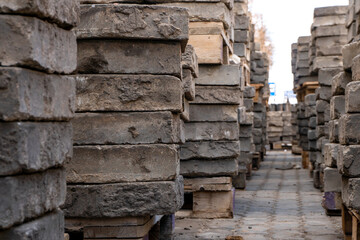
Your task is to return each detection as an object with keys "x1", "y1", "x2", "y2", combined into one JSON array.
[
  {"x1": 315, "y1": 86, "x2": 332, "y2": 101},
  {"x1": 77, "y1": 40, "x2": 181, "y2": 77},
  {"x1": 73, "y1": 112, "x2": 183, "y2": 145},
  {"x1": 309, "y1": 140, "x2": 317, "y2": 151},
  {"x1": 185, "y1": 122, "x2": 239, "y2": 141},
  {"x1": 329, "y1": 120, "x2": 339, "y2": 143},
  {"x1": 0, "y1": 210, "x2": 64, "y2": 240},
  {"x1": 238, "y1": 107, "x2": 253, "y2": 125},
  {"x1": 313, "y1": 56, "x2": 343, "y2": 73},
  {"x1": 309, "y1": 116, "x2": 317, "y2": 128},
  {"x1": 189, "y1": 105, "x2": 238, "y2": 122},
  {"x1": 313, "y1": 6, "x2": 347, "y2": 17},
  {"x1": 64, "y1": 177, "x2": 184, "y2": 218},
  {"x1": 67, "y1": 144, "x2": 179, "y2": 183},
  {"x1": 239, "y1": 125, "x2": 252, "y2": 138},
  {"x1": 234, "y1": 15, "x2": 250, "y2": 30},
  {"x1": 76, "y1": 4, "x2": 188, "y2": 47},
  {"x1": 0, "y1": 169, "x2": 66, "y2": 229},
  {"x1": 318, "y1": 67, "x2": 343, "y2": 86},
  {"x1": 0, "y1": 122, "x2": 72, "y2": 176},
  {"x1": 324, "y1": 143, "x2": 339, "y2": 168},
  {"x1": 243, "y1": 86, "x2": 255, "y2": 99},
  {"x1": 180, "y1": 141, "x2": 240, "y2": 160},
  {"x1": 253, "y1": 112, "x2": 264, "y2": 128},
  {"x1": 345, "y1": 81, "x2": 360, "y2": 113},
  {"x1": 352, "y1": 54, "x2": 360, "y2": 81},
  {"x1": 0, "y1": 67, "x2": 75, "y2": 121},
  {"x1": 0, "y1": 15, "x2": 76, "y2": 74},
  {"x1": 324, "y1": 167, "x2": 342, "y2": 192},
  {"x1": 240, "y1": 137, "x2": 252, "y2": 152},
  {"x1": 180, "y1": 158, "x2": 238, "y2": 177},
  {"x1": 0, "y1": 0, "x2": 78, "y2": 29},
  {"x1": 330, "y1": 95, "x2": 345, "y2": 120},
  {"x1": 253, "y1": 103, "x2": 266, "y2": 113},
  {"x1": 316, "y1": 100, "x2": 330, "y2": 114},
  {"x1": 305, "y1": 106, "x2": 317, "y2": 118},
  {"x1": 338, "y1": 145, "x2": 360, "y2": 177},
  {"x1": 235, "y1": 30, "x2": 250, "y2": 43},
  {"x1": 339, "y1": 114, "x2": 360, "y2": 144},
  {"x1": 196, "y1": 65, "x2": 240, "y2": 86},
  {"x1": 75, "y1": 74, "x2": 182, "y2": 112},
  {"x1": 193, "y1": 86, "x2": 241, "y2": 105},
  {"x1": 312, "y1": 25, "x2": 347, "y2": 39},
  {"x1": 308, "y1": 130, "x2": 317, "y2": 140},
  {"x1": 183, "y1": 69, "x2": 195, "y2": 101},
  {"x1": 312, "y1": 15, "x2": 346, "y2": 29},
  {"x1": 342, "y1": 41, "x2": 360, "y2": 70},
  {"x1": 315, "y1": 35, "x2": 347, "y2": 57},
  {"x1": 332, "y1": 71, "x2": 352, "y2": 96},
  {"x1": 243, "y1": 99, "x2": 253, "y2": 112},
  {"x1": 342, "y1": 177, "x2": 360, "y2": 210},
  {"x1": 182, "y1": 45, "x2": 199, "y2": 78}
]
